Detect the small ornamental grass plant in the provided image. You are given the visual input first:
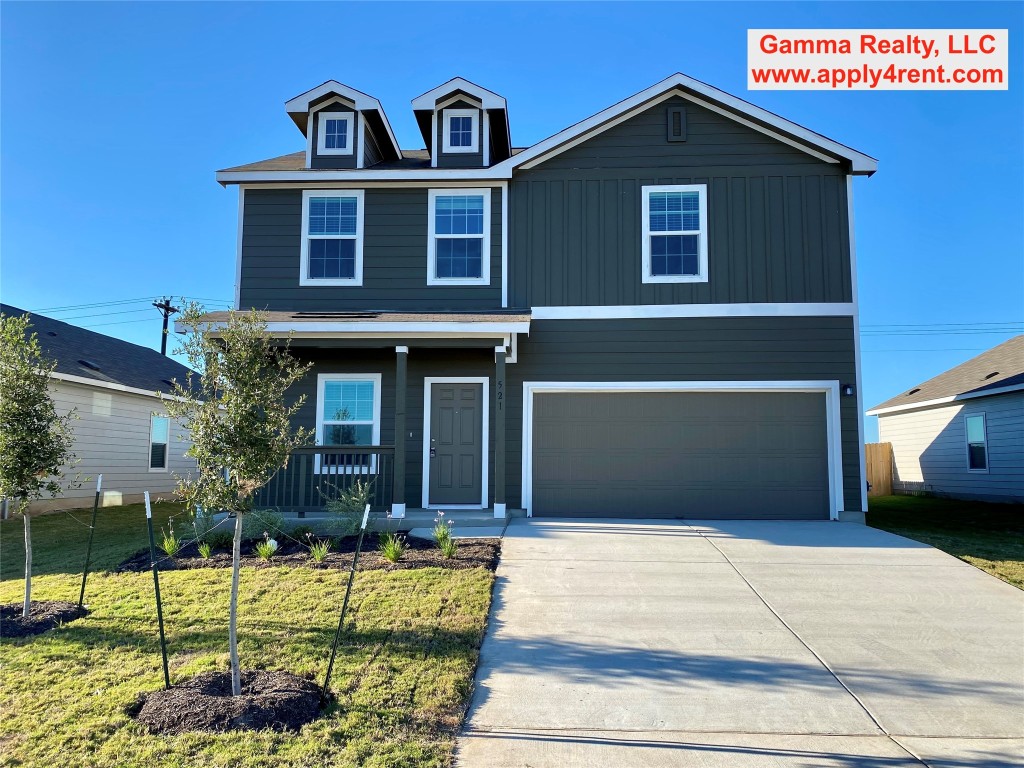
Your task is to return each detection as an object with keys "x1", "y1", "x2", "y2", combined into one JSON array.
[
  {"x1": 433, "y1": 512, "x2": 458, "y2": 559},
  {"x1": 378, "y1": 531, "x2": 407, "y2": 563},
  {"x1": 158, "y1": 526, "x2": 182, "y2": 558},
  {"x1": 308, "y1": 535, "x2": 332, "y2": 564},
  {"x1": 197, "y1": 541, "x2": 213, "y2": 559},
  {"x1": 254, "y1": 534, "x2": 279, "y2": 560}
]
